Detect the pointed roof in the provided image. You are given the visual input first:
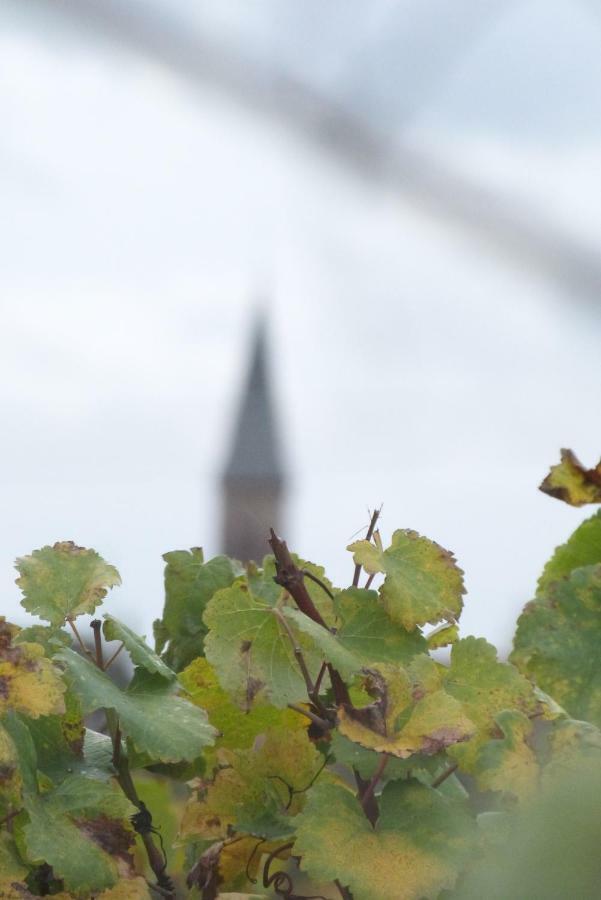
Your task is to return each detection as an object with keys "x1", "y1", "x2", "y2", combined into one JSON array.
[{"x1": 222, "y1": 315, "x2": 285, "y2": 483}]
